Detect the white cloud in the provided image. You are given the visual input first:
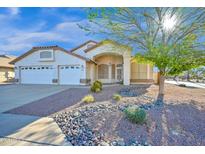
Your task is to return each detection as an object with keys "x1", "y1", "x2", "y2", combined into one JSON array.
[
  {"x1": 0, "y1": 19, "x2": 93, "y2": 54},
  {"x1": 0, "y1": 8, "x2": 100, "y2": 55},
  {"x1": 8, "y1": 8, "x2": 20, "y2": 16},
  {"x1": 0, "y1": 8, "x2": 20, "y2": 23}
]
